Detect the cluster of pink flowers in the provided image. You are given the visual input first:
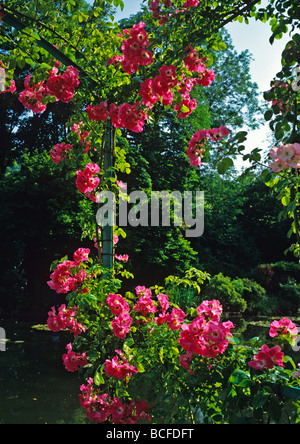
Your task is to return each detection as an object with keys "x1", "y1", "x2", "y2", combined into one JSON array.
[
  {"x1": 107, "y1": 288, "x2": 169, "y2": 338},
  {"x1": 86, "y1": 100, "x2": 147, "y2": 133},
  {"x1": 115, "y1": 254, "x2": 129, "y2": 263},
  {"x1": 47, "y1": 260, "x2": 78, "y2": 294},
  {"x1": 177, "y1": 300, "x2": 234, "y2": 374},
  {"x1": 80, "y1": 378, "x2": 151, "y2": 424},
  {"x1": 157, "y1": 292, "x2": 169, "y2": 313},
  {"x1": 136, "y1": 286, "x2": 152, "y2": 297},
  {"x1": 187, "y1": 126, "x2": 230, "y2": 167},
  {"x1": 140, "y1": 65, "x2": 178, "y2": 109},
  {"x1": 73, "y1": 247, "x2": 90, "y2": 264},
  {"x1": 47, "y1": 248, "x2": 90, "y2": 294},
  {"x1": 107, "y1": 294, "x2": 132, "y2": 339},
  {"x1": 184, "y1": 46, "x2": 215, "y2": 87},
  {"x1": 111, "y1": 313, "x2": 133, "y2": 339},
  {"x1": 269, "y1": 318, "x2": 298, "y2": 339},
  {"x1": 124, "y1": 293, "x2": 234, "y2": 373},
  {"x1": 76, "y1": 163, "x2": 101, "y2": 202},
  {"x1": 107, "y1": 293, "x2": 129, "y2": 316},
  {"x1": 46, "y1": 65, "x2": 80, "y2": 103},
  {"x1": 248, "y1": 318, "x2": 299, "y2": 371},
  {"x1": 106, "y1": 291, "x2": 234, "y2": 375},
  {"x1": 155, "y1": 293, "x2": 170, "y2": 326},
  {"x1": 134, "y1": 292, "x2": 157, "y2": 317},
  {"x1": 149, "y1": 0, "x2": 170, "y2": 25},
  {"x1": 47, "y1": 304, "x2": 86, "y2": 337},
  {"x1": 139, "y1": 59, "x2": 214, "y2": 120},
  {"x1": 248, "y1": 344, "x2": 284, "y2": 371},
  {"x1": 19, "y1": 74, "x2": 48, "y2": 113},
  {"x1": 110, "y1": 102, "x2": 147, "y2": 133},
  {"x1": 155, "y1": 294, "x2": 186, "y2": 330},
  {"x1": 50, "y1": 142, "x2": 73, "y2": 164},
  {"x1": 104, "y1": 24, "x2": 216, "y2": 132},
  {"x1": 167, "y1": 308, "x2": 187, "y2": 330},
  {"x1": 184, "y1": 0, "x2": 199, "y2": 7},
  {"x1": 174, "y1": 95, "x2": 197, "y2": 119},
  {"x1": 19, "y1": 65, "x2": 79, "y2": 113},
  {"x1": 104, "y1": 350, "x2": 139, "y2": 380},
  {"x1": 127, "y1": 287, "x2": 184, "y2": 330},
  {"x1": 86, "y1": 101, "x2": 109, "y2": 122},
  {"x1": 108, "y1": 22, "x2": 153, "y2": 75},
  {"x1": 62, "y1": 343, "x2": 88, "y2": 372},
  {"x1": 269, "y1": 142, "x2": 300, "y2": 172}
]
